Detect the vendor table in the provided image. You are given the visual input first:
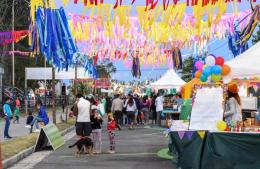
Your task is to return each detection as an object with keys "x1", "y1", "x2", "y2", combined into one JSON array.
[
  {"x1": 162, "y1": 109, "x2": 180, "y2": 127},
  {"x1": 169, "y1": 131, "x2": 260, "y2": 169}
]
